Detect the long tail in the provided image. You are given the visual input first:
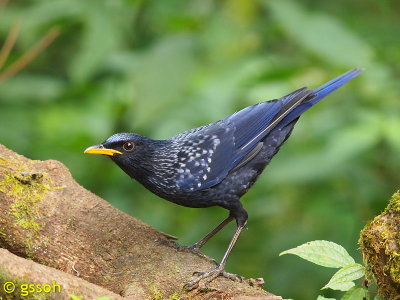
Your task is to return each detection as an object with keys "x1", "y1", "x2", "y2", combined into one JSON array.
[
  {"x1": 311, "y1": 69, "x2": 362, "y2": 105},
  {"x1": 279, "y1": 68, "x2": 362, "y2": 127}
]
